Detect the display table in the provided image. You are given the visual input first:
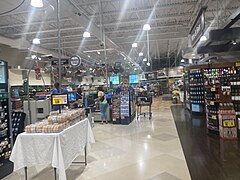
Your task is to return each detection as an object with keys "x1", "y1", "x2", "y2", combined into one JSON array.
[{"x1": 10, "y1": 118, "x2": 95, "y2": 180}]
